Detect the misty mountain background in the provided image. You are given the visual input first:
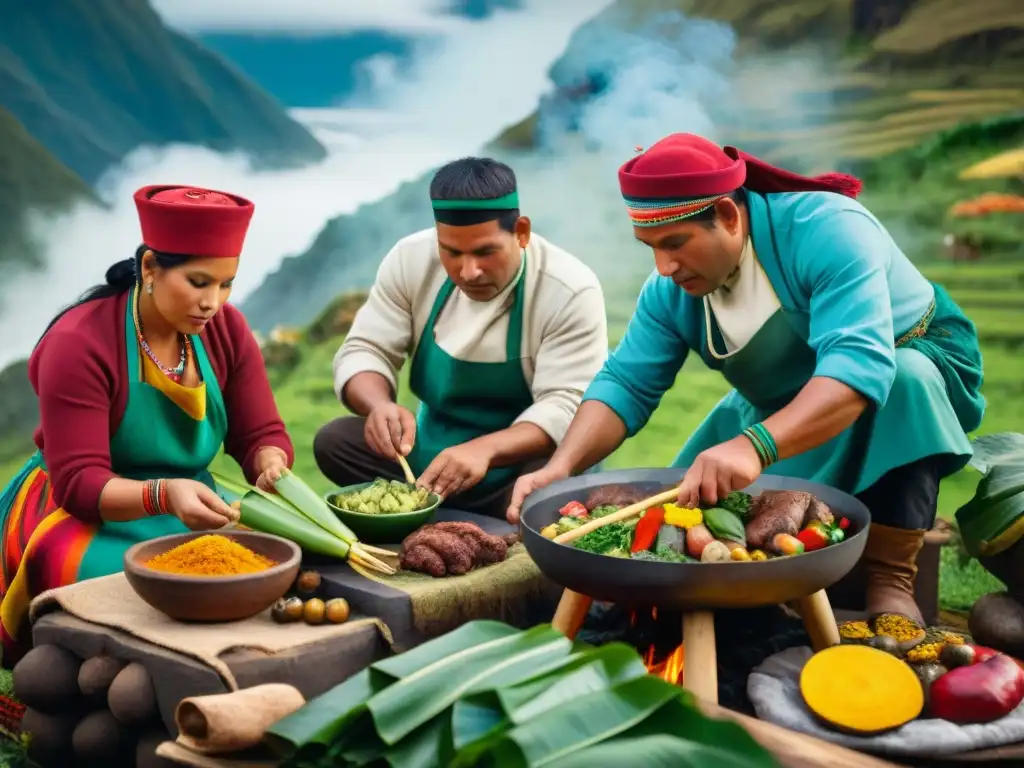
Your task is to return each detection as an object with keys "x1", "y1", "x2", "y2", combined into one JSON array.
[{"x1": 2, "y1": 0, "x2": 1022, "y2": 463}]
